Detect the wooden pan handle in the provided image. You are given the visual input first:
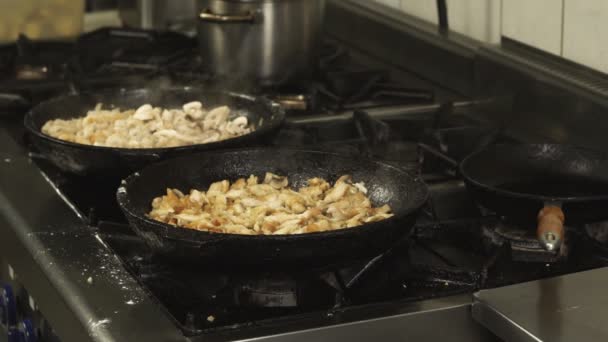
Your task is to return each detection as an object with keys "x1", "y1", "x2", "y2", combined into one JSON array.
[{"x1": 537, "y1": 205, "x2": 565, "y2": 252}]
